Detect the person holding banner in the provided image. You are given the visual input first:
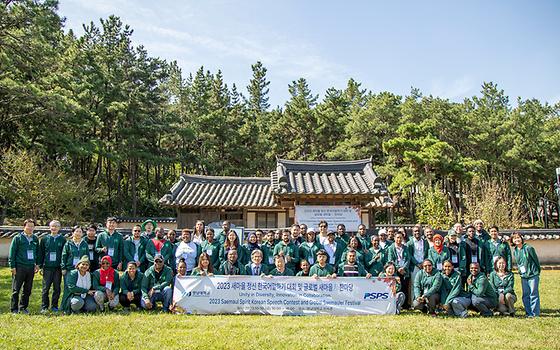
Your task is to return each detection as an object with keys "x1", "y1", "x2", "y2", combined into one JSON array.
[
  {"x1": 487, "y1": 226, "x2": 512, "y2": 271},
  {"x1": 427, "y1": 234, "x2": 450, "y2": 272},
  {"x1": 220, "y1": 231, "x2": 249, "y2": 266},
  {"x1": 439, "y1": 260, "x2": 471, "y2": 318},
  {"x1": 245, "y1": 249, "x2": 268, "y2": 276},
  {"x1": 218, "y1": 249, "x2": 247, "y2": 275},
  {"x1": 61, "y1": 226, "x2": 89, "y2": 283},
  {"x1": 92, "y1": 255, "x2": 120, "y2": 311},
  {"x1": 273, "y1": 230, "x2": 300, "y2": 272},
  {"x1": 269, "y1": 255, "x2": 295, "y2": 276},
  {"x1": 200, "y1": 228, "x2": 221, "y2": 270},
  {"x1": 378, "y1": 262, "x2": 405, "y2": 314},
  {"x1": 176, "y1": 229, "x2": 201, "y2": 275},
  {"x1": 367, "y1": 235, "x2": 386, "y2": 277},
  {"x1": 95, "y1": 217, "x2": 124, "y2": 270},
  {"x1": 467, "y1": 262, "x2": 497, "y2": 317},
  {"x1": 338, "y1": 249, "x2": 370, "y2": 277},
  {"x1": 123, "y1": 225, "x2": 147, "y2": 272},
  {"x1": 488, "y1": 256, "x2": 516, "y2": 316},
  {"x1": 191, "y1": 253, "x2": 215, "y2": 276},
  {"x1": 322, "y1": 231, "x2": 343, "y2": 268},
  {"x1": 299, "y1": 228, "x2": 321, "y2": 267},
  {"x1": 141, "y1": 254, "x2": 173, "y2": 312},
  {"x1": 412, "y1": 259, "x2": 442, "y2": 316},
  {"x1": 511, "y1": 232, "x2": 541, "y2": 317},
  {"x1": 119, "y1": 261, "x2": 144, "y2": 310},
  {"x1": 296, "y1": 260, "x2": 311, "y2": 276},
  {"x1": 309, "y1": 249, "x2": 336, "y2": 278}
]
